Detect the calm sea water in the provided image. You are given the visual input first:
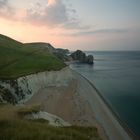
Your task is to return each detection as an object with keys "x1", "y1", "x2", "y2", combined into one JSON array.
[{"x1": 70, "y1": 51, "x2": 140, "y2": 138}]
